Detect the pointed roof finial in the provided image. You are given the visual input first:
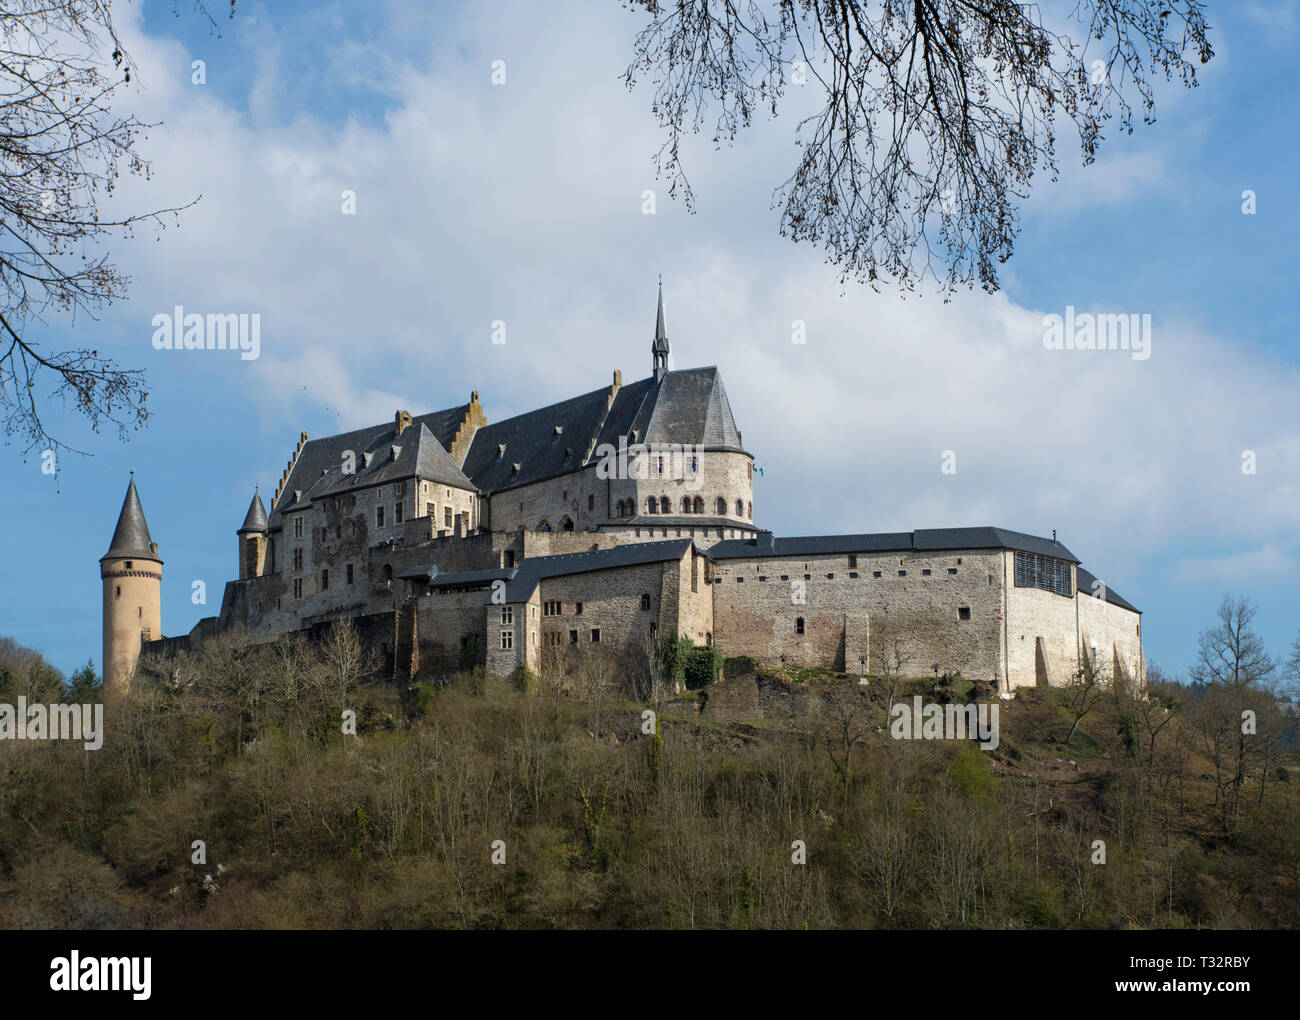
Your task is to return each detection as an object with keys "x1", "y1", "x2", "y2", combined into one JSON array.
[{"x1": 653, "y1": 277, "x2": 670, "y2": 376}]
